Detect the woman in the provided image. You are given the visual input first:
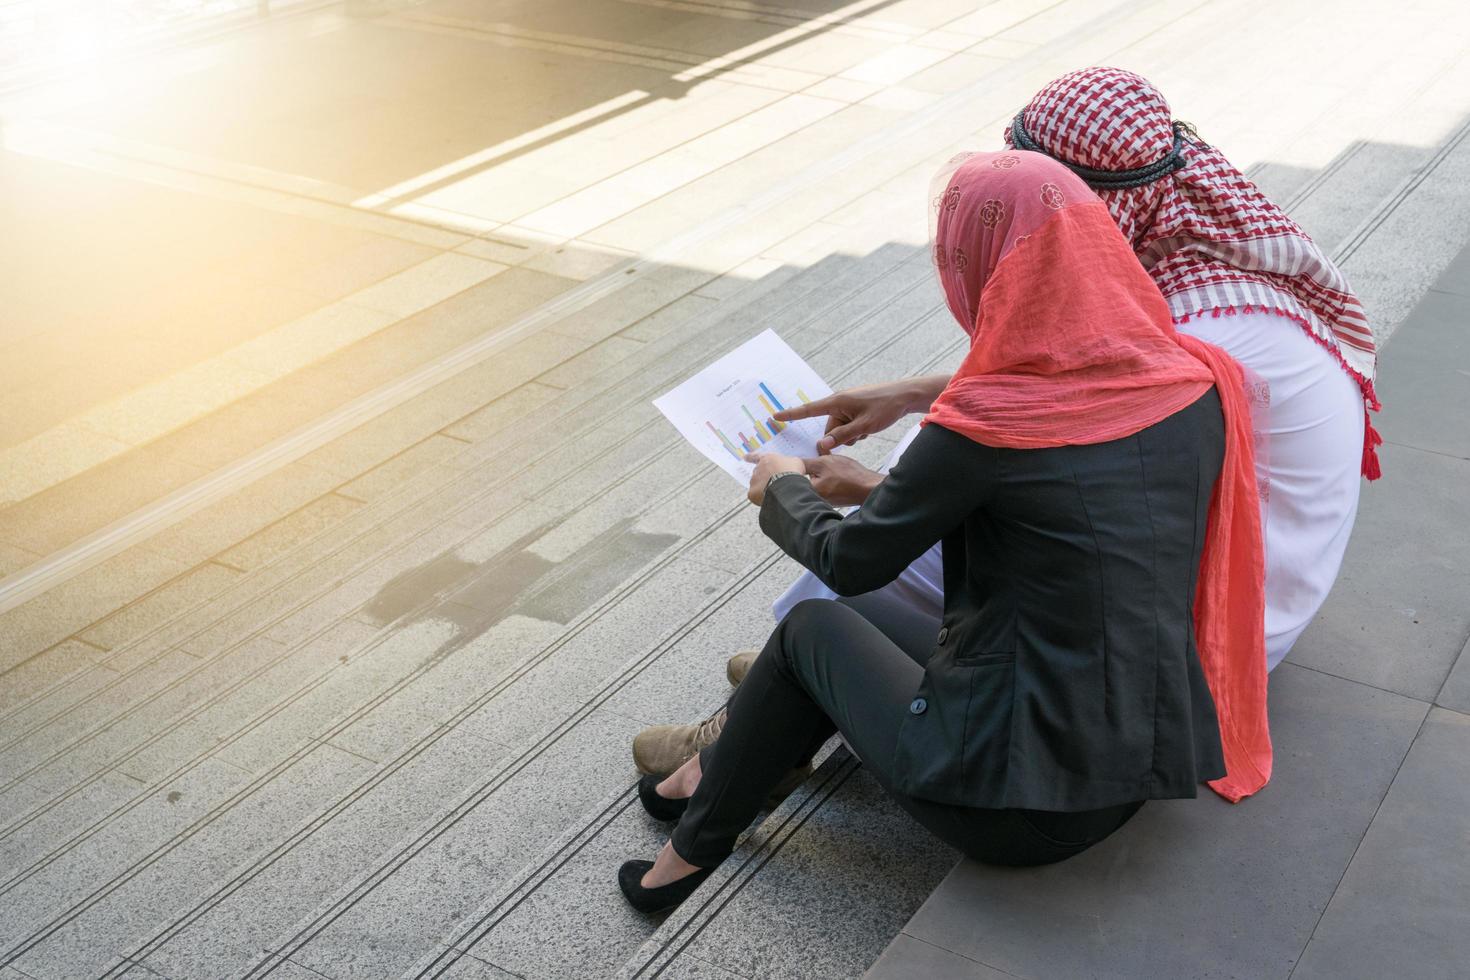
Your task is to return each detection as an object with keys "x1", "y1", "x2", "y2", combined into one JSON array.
[{"x1": 618, "y1": 151, "x2": 1269, "y2": 913}]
